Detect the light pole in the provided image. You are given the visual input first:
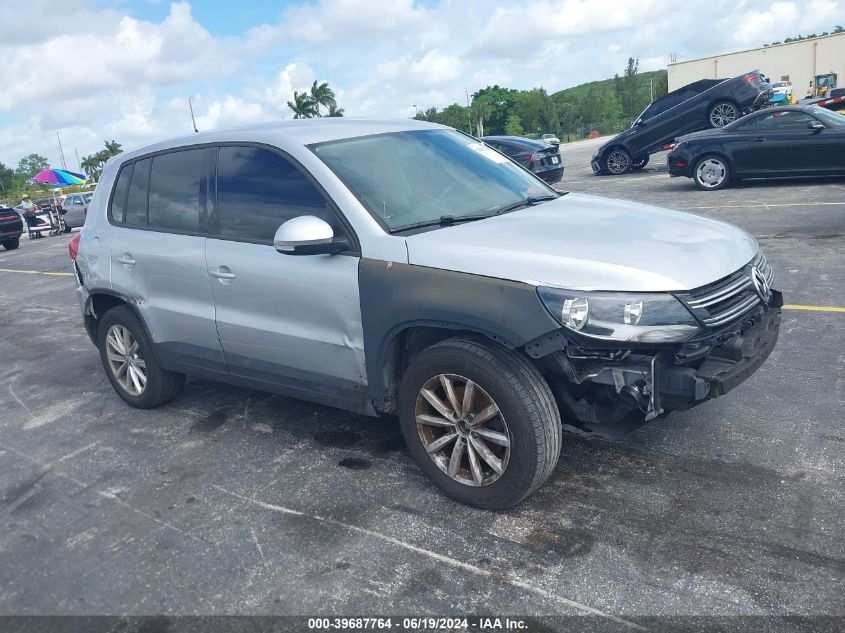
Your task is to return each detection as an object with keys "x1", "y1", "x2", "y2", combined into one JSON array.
[
  {"x1": 188, "y1": 97, "x2": 199, "y2": 133},
  {"x1": 56, "y1": 131, "x2": 67, "y2": 170}
]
